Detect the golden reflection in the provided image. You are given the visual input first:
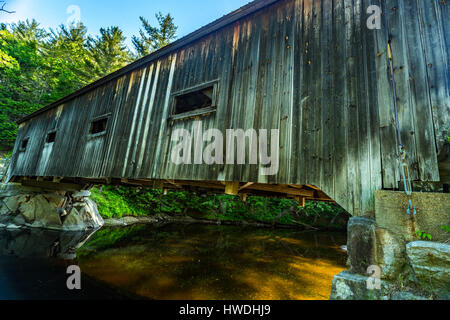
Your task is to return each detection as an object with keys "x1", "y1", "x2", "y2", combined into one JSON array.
[{"x1": 77, "y1": 225, "x2": 347, "y2": 300}]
